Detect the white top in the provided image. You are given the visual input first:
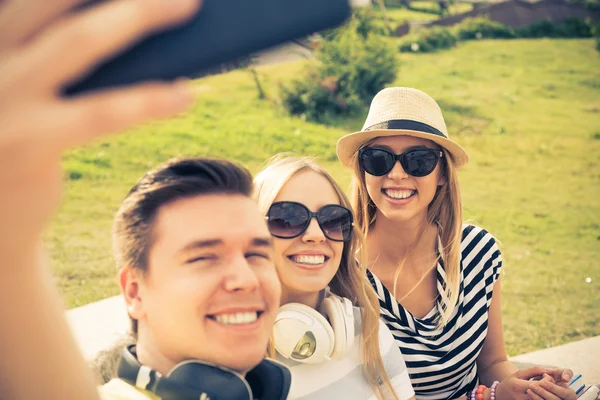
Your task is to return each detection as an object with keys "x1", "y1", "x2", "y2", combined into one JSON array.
[{"x1": 277, "y1": 306, "x2": 415, "y2": 400}]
